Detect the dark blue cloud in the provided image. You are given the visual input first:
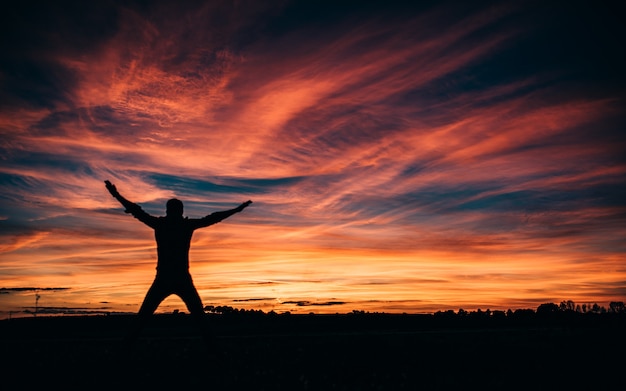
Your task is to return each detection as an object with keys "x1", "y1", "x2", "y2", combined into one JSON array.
[
  {"x1": 147, "y1": 173, "x2": 267, "y2": 196},
  {"x1": 0, "y1": 287, "x2": 69, "y2": 292},
  {"x1": 282, "y1": 300, "x2": 347, "y2": 307}
]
